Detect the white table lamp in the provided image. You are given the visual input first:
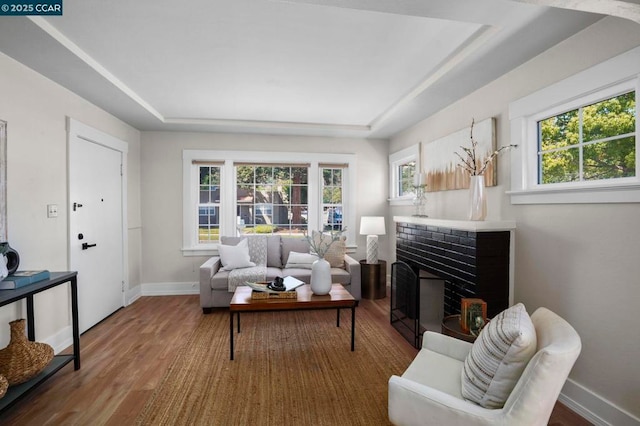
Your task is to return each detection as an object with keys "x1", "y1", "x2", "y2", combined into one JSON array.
[{"x1": 360, "y1": 216, "x2": 386, "y2": 264}]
